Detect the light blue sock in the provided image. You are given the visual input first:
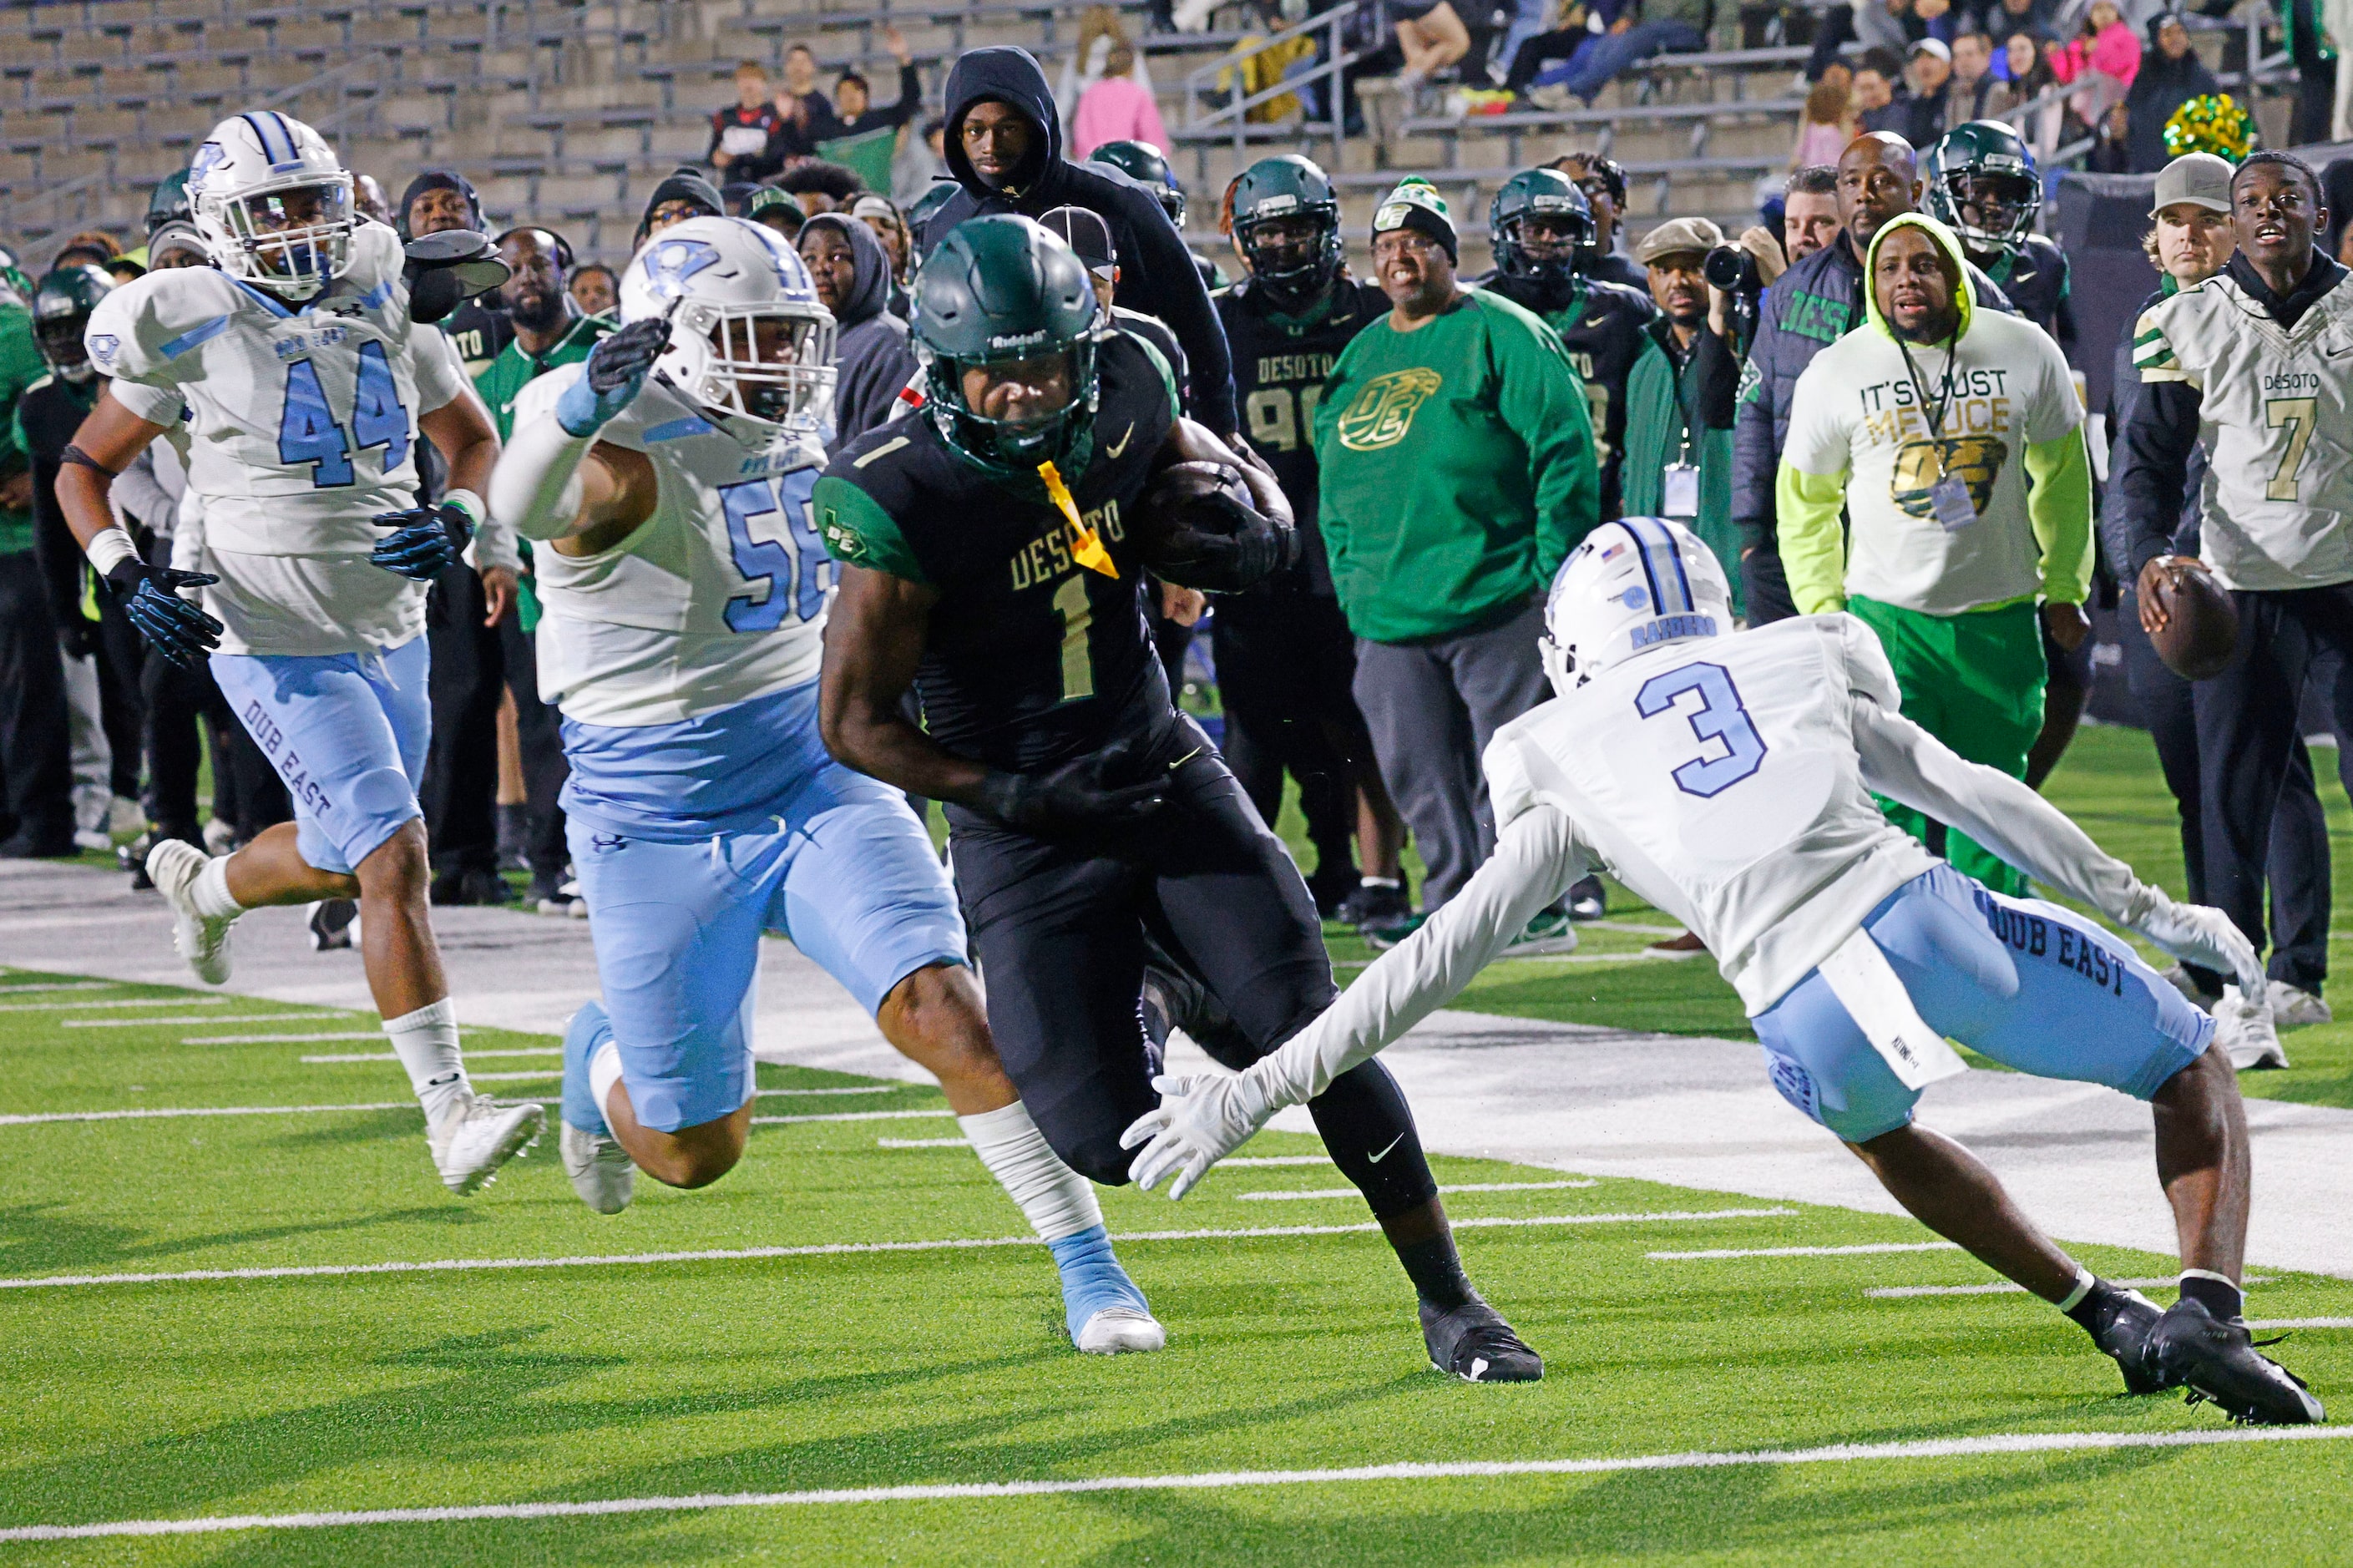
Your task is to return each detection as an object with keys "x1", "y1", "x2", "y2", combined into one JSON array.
[
  {"x1": 1047, "y1": 1225, "x2": 1150, "y2": 1341},
  {"x1": 560, "y1": 1001, "x2": 613, "y2": 1136}
]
